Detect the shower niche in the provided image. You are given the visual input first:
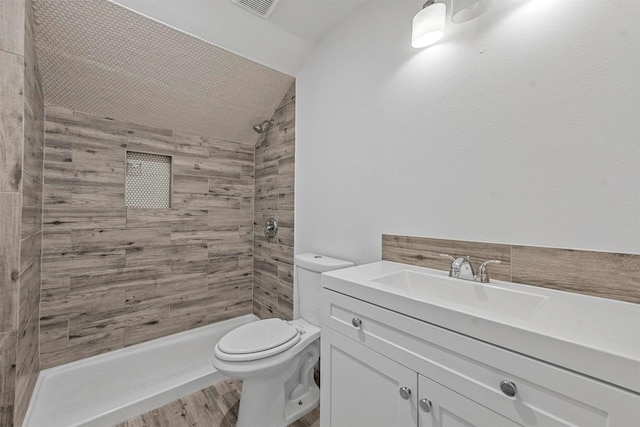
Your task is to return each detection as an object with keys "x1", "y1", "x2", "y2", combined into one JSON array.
[{"x1": 125, "y1": 151, "x2": 172, "y2": 209}]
